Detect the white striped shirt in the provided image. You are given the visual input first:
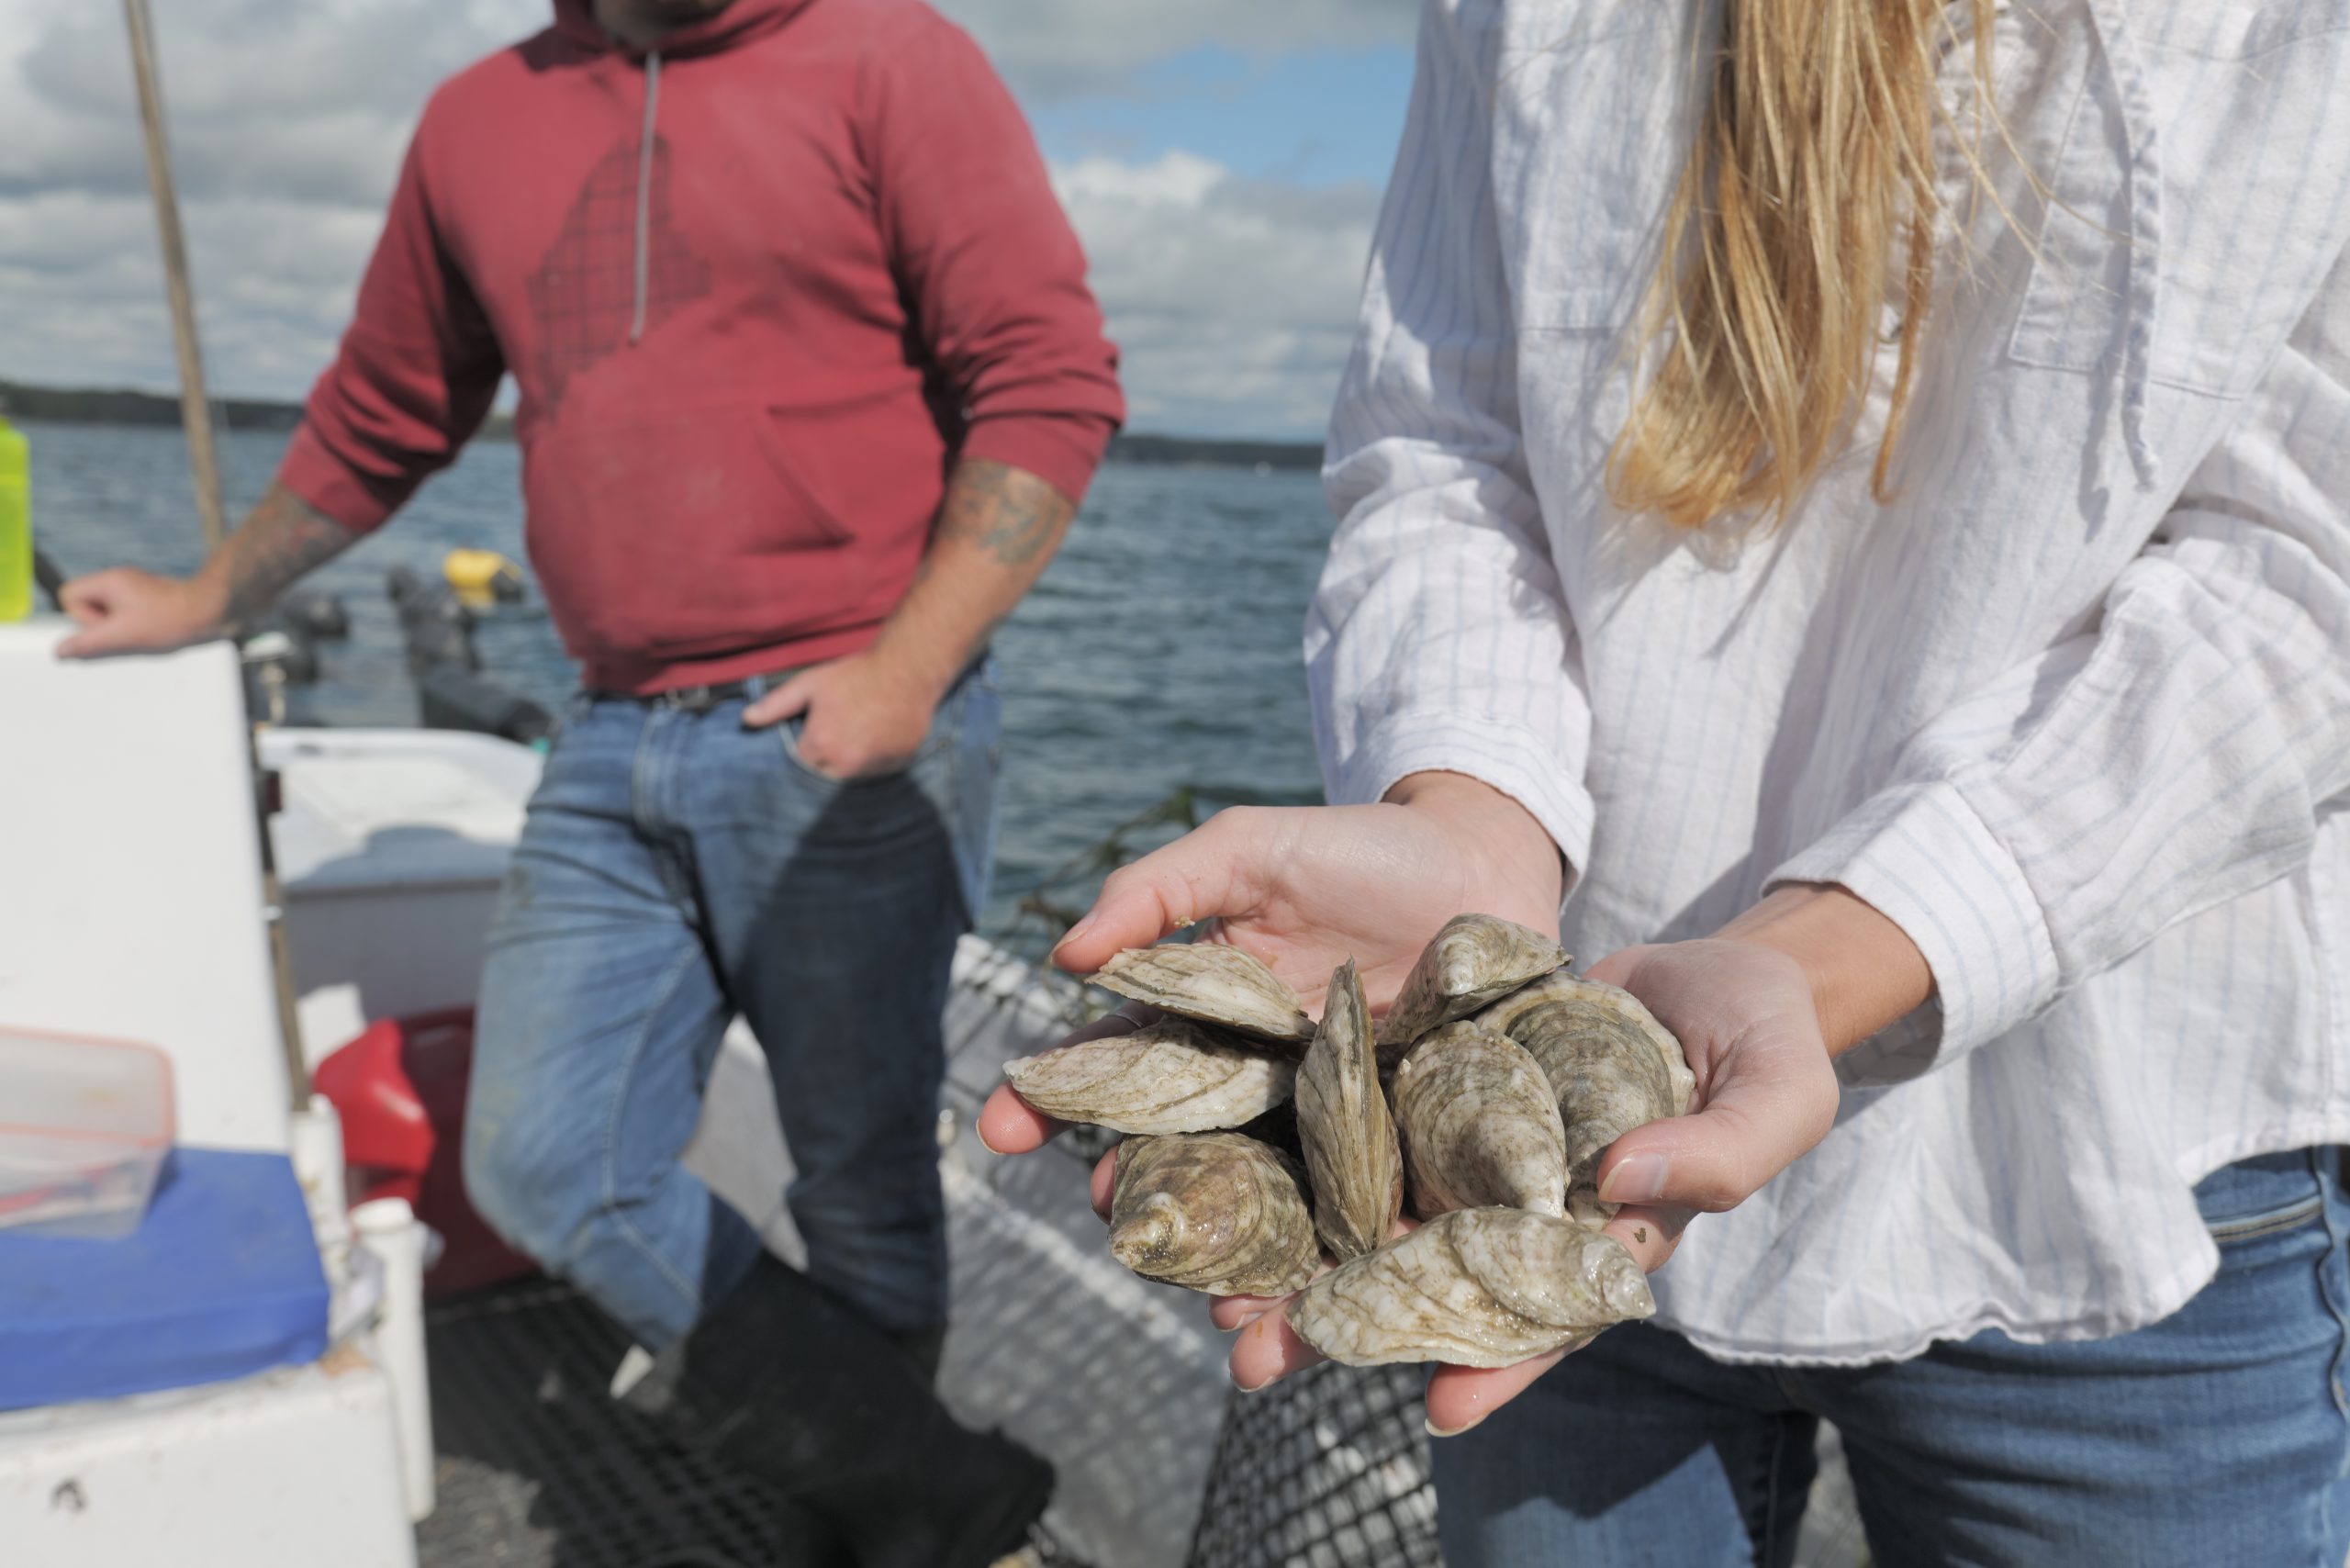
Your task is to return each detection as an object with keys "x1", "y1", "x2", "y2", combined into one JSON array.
[{"x1": 1309, "y1": 0, "x2": 2350, "y2": 1363}]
